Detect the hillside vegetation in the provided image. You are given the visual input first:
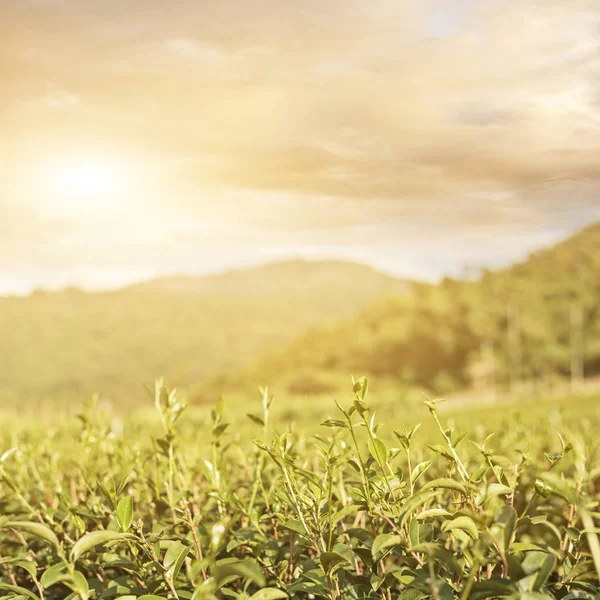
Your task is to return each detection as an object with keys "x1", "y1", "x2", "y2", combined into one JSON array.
[
  {"x1": 0, "y1": 260, "x2": 406, "y2": 410},
  {"x1": 204, "y1": 223, "x2": 600, "y2": 399}
]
